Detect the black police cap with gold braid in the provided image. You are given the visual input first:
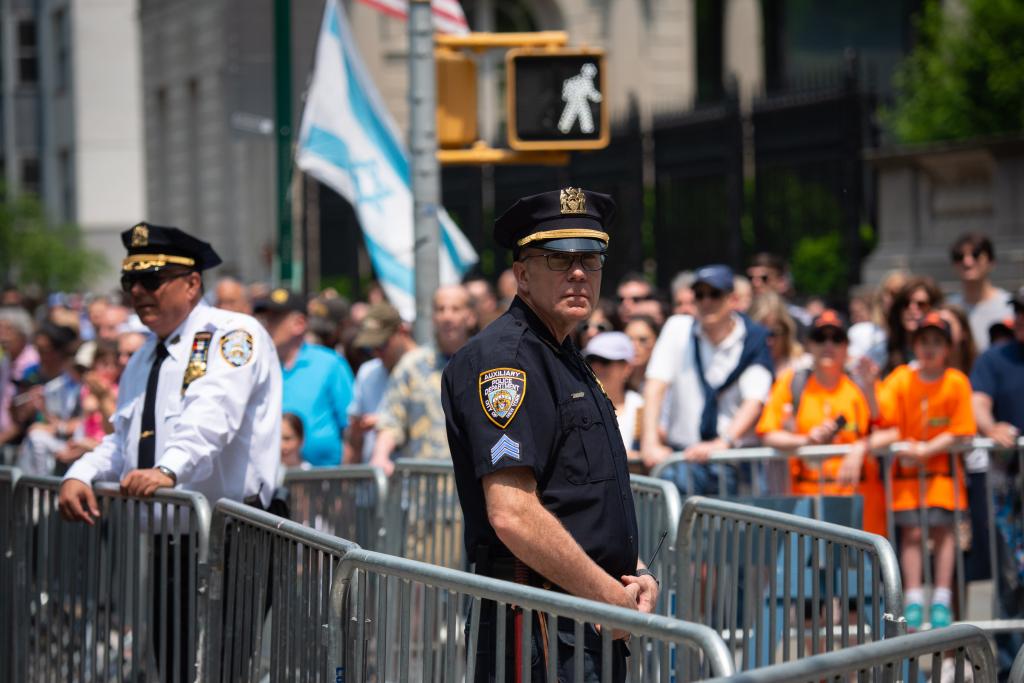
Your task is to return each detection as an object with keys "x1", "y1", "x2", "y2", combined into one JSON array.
[
  {"x1": 120, "y1": 222, "x2": 222, "y2": 273},
  {"x1": 494, "y1": 187, "x2": 616, "y2": 254}
]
